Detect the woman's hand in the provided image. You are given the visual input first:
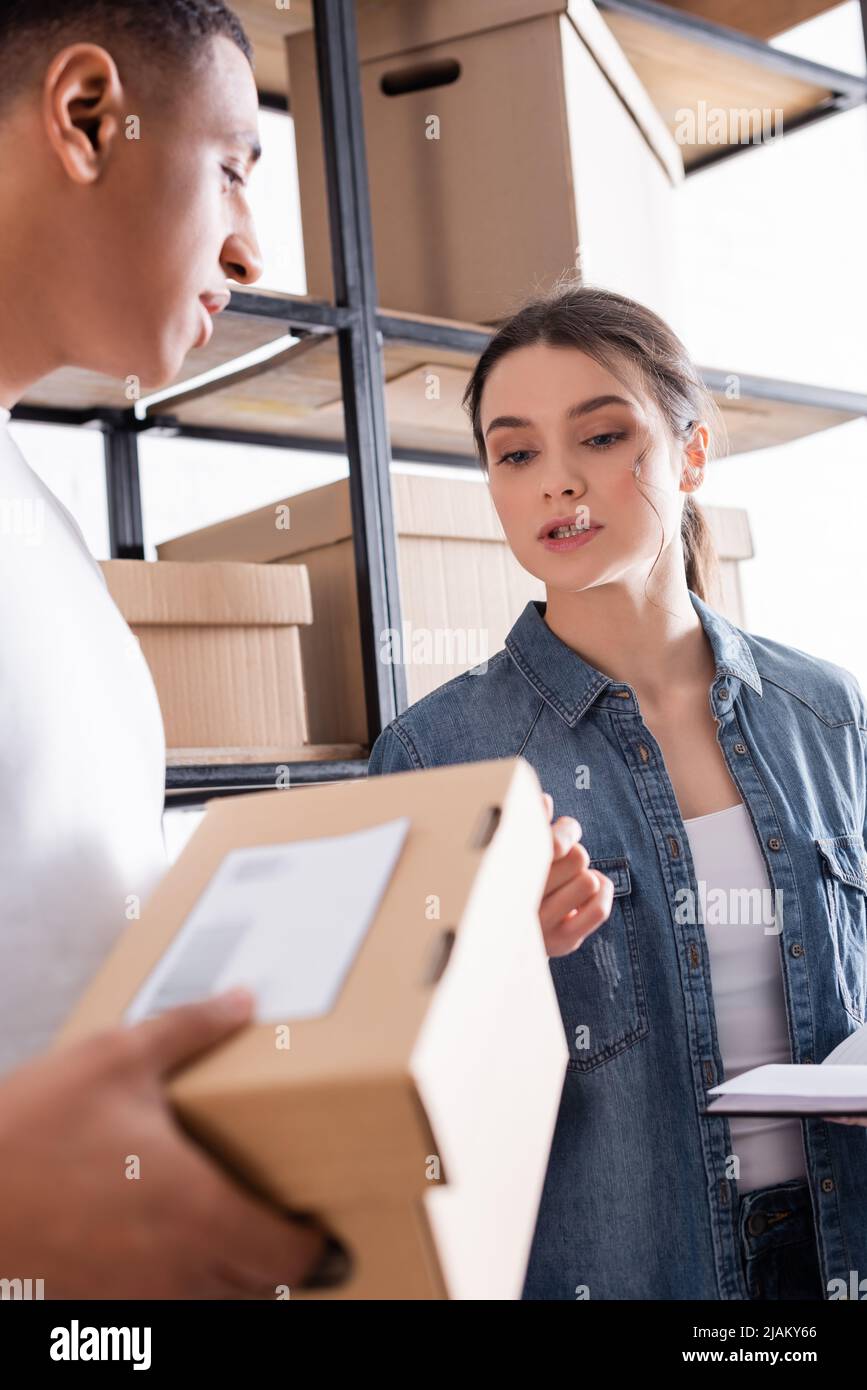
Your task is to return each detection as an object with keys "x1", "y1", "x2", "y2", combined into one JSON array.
[
  {"x1": 539, "y1": 792, "x2": 615, "y2": 957},
  {"x1": 821, "y1": 1115, "x2": 867, "y2": 1126}
]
